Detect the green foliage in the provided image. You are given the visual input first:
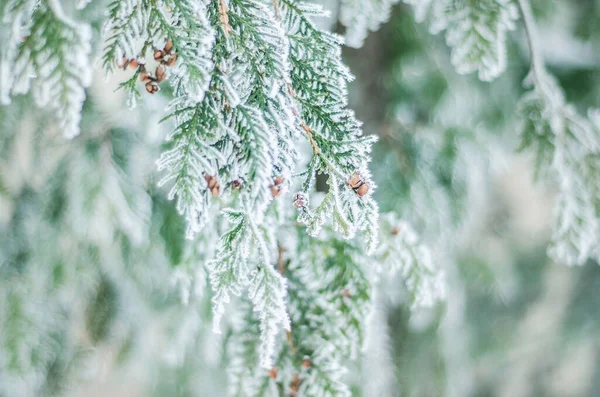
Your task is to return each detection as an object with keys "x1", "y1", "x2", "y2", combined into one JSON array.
[
  {"x1": 1, "y1": 0, "x2": 92, "y2": 137},
  {"x1": 405, "y1": 0, "x2": 519, "y2": 81},
  {"x1": 7, "y1": 0, "x2": 600, "y2": 396}
]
